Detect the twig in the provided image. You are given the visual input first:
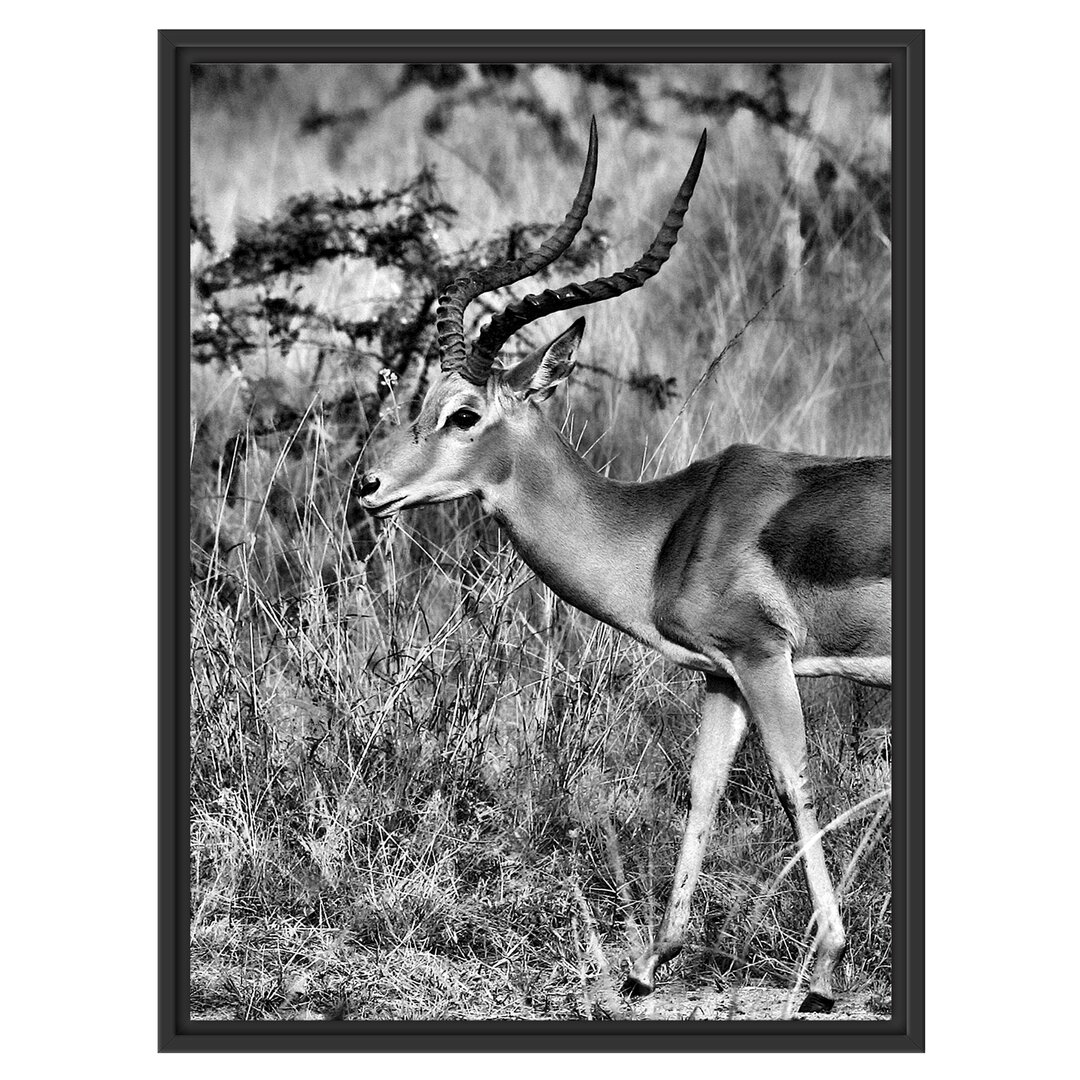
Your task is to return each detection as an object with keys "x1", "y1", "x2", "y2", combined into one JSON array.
[{"x1": 644, "y1": 265, "x2": 806, "y2": 474}]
